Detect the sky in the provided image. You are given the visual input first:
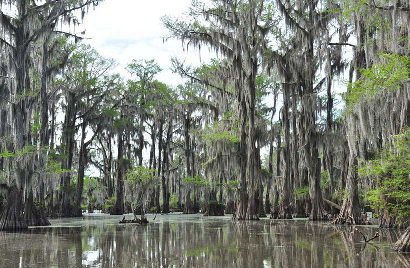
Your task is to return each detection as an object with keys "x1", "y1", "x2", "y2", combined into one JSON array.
[{"x1": 80, "y1": 0, "x2": 213, "y2": 86}]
